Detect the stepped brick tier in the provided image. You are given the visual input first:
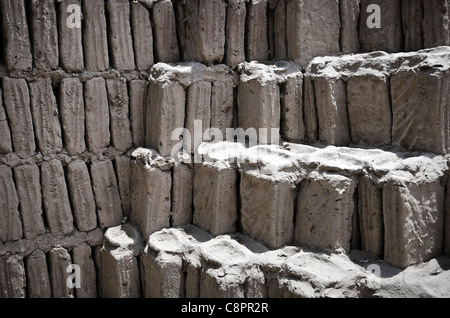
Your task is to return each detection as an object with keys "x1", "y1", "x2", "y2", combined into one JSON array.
[
  {"x1": 105, "y1": 224, "x2": 450, "y2": 298},
  {"x1": 0, "y1": 0, "x2": 448, "y2": 73},
  {"x1": 196, "y1": 141, "x2": 448, "y2": 268},
  {"x1": 1, "y1": 0, "x2": 450, "y2": 298},
  {"x1": 128, "y1": 141, "x2": 450, "y2": 268},
  {"x1": 145, "y1": 62, "x2": 237, "y2": 157},
  {"x1": 304, "y1": 47, "x2": 450, "y2": 154}
]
